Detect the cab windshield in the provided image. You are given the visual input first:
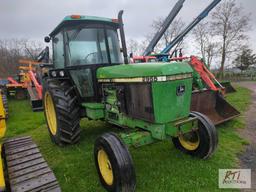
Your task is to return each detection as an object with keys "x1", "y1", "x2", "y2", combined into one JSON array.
[{"x1": 65, "y1": 27, "x2": 122, "y2": 66}]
